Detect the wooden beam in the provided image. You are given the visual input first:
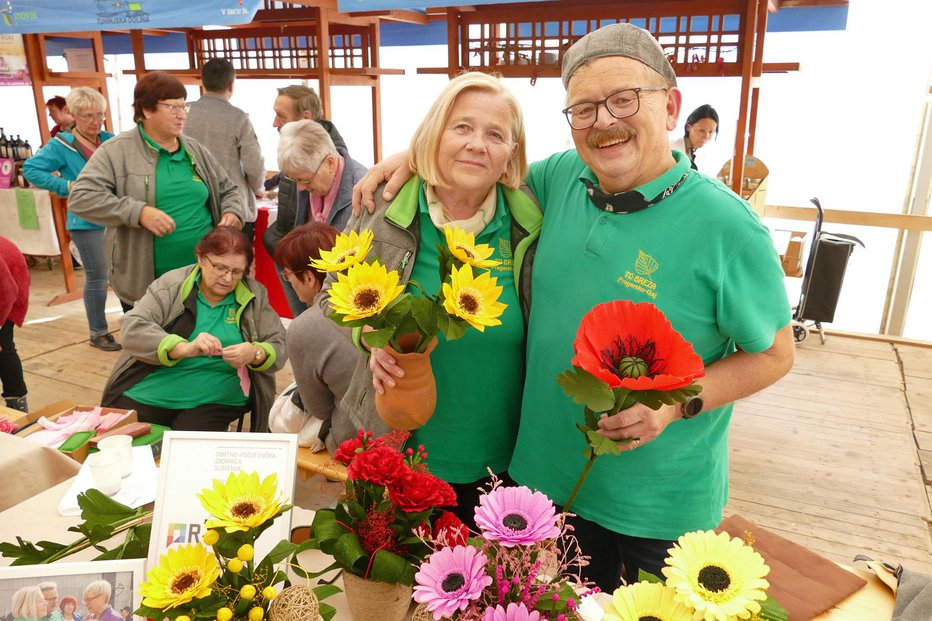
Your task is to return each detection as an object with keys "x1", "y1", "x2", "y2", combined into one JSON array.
[
  {"x1": 730, "y1": 0, "x2": 761, "y2": 195},
  {"x1": 346, "y1": 10, "x2": 428, "y2": 25},
  {"x1": 762, "y1": 62, "x2": 800, "y2": 73},
  {"x1": 370, "y1": 20, "x2": 383, "y2": 163},
  {"x1": 763, "y1": 204, "x2": 932, "y2": 232}
]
